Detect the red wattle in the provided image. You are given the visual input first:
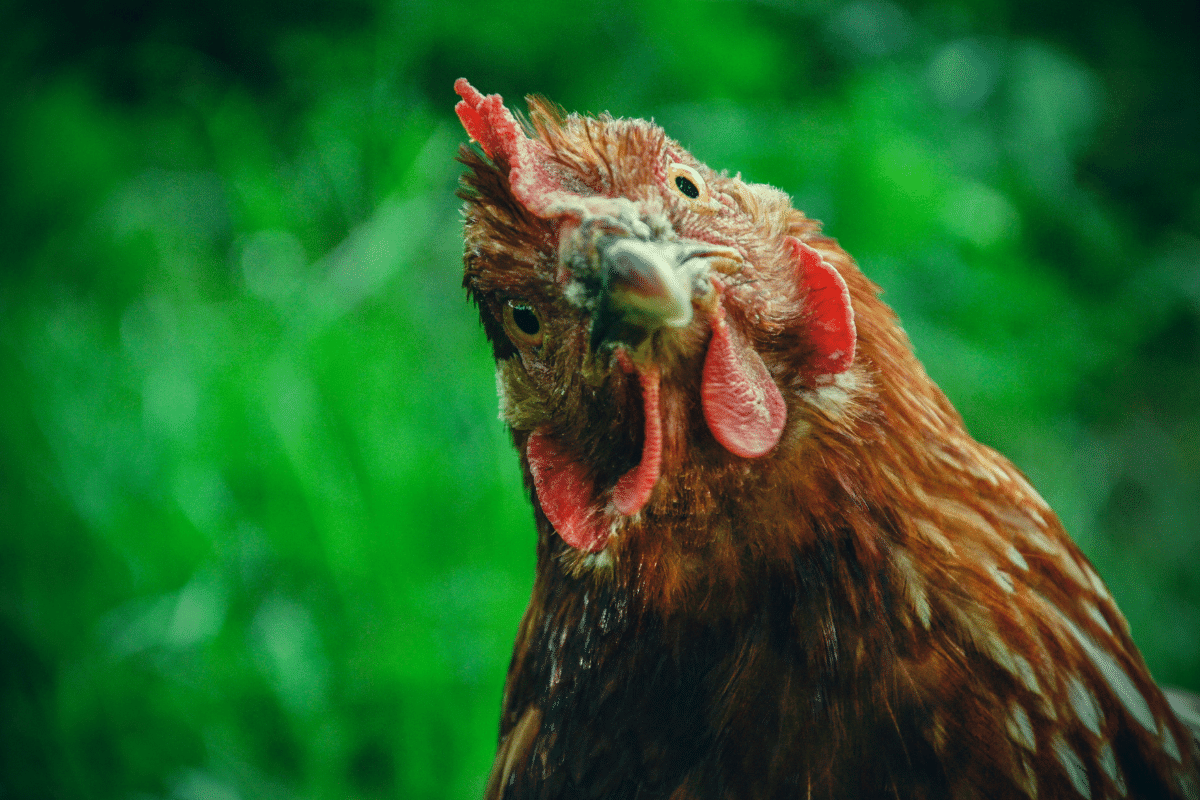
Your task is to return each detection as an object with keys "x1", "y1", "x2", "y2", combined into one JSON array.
[
  {"x1": 701, "y1": 303, "x2": 787, "y2": 459},
  {"x1": 524, "y1": 361, "x2": 664, "y2": 552},
  {"x1": 526, "y1": 431, "x2": 609, "y2": 553},
  {"x1": 612, "y1": 365, "x2": 662, "y2": 516}
]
